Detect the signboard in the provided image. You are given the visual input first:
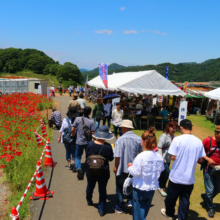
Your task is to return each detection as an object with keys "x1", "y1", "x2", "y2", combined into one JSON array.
[
  {"x1": 158, "y1": 95, "x2": 163, "y2": 103},
  {"x1": 38, "y1": 85, "x2": 42, "y2": 95},
  {"x1": 178, "y1": 101, "x2": 188, "y2": 125},
  {"x1": 112, "y1": 97, "x2": 120, "y2": 112}
]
